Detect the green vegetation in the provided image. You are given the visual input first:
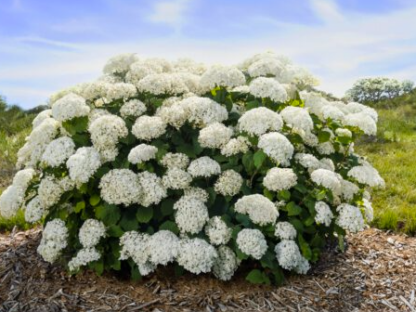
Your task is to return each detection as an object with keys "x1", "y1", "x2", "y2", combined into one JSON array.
[
  {"x1": 356, "y1": 104, "x2": 416, "y2": 234},
  {"x1": 0, "y1": 95, "x2": 45, "y2": 232}
]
